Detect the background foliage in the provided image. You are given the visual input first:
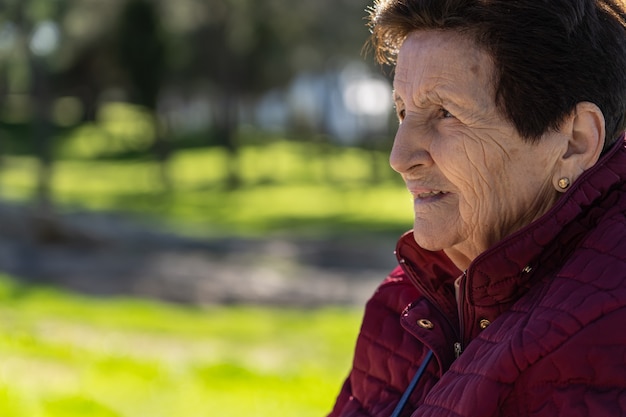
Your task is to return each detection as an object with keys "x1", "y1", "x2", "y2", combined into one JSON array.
[{"x1": 0, "y1": 0, "x2": 408, "y2": 415}]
